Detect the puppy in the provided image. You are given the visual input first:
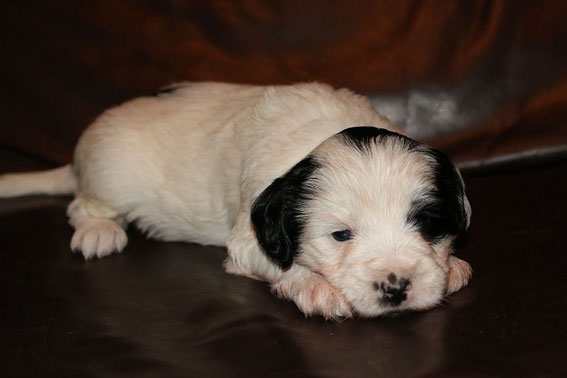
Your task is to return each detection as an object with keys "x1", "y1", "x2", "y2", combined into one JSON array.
[{"x1": 0, "y1": 82, "x2": 472, "y2": 319}]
